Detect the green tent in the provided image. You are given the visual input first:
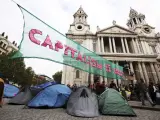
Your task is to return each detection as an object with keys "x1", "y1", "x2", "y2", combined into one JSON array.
[{"x1": 98, "y1": 88, "x2": 136, "y2": 116}]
